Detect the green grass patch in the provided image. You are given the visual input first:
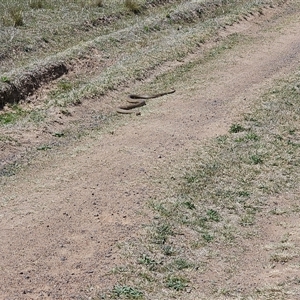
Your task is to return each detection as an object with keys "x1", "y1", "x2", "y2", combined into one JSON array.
[
  {"x1": 0, "y1": 106, "x2": 45, "y2": 125},
  {"x1": 111, "y1": 285, "x2": 144, "y2": 299},
  {"x1": 1, "y1": 76, "x2": 10, "y2": 83},
  {"x1": 0, "y1": 105, "x2": 27, "y2": 124},
  {"x1": 165, "y1": 275, "x2": 189, "y2": 291},
  {"x1": 229, "y1": 123, "x2": 246, "y2": 133}
]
